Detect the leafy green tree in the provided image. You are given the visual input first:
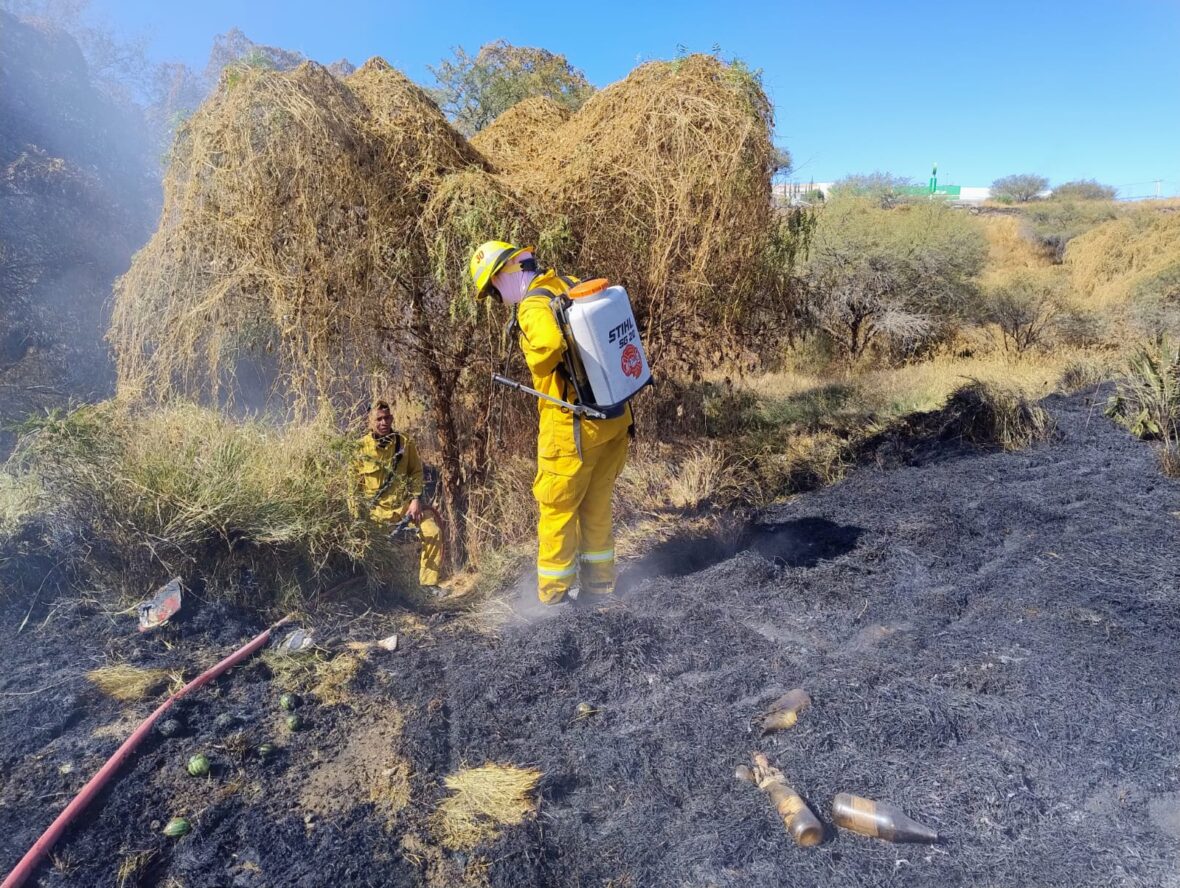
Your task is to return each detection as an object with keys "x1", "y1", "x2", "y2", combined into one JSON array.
[
  {"x1": 801, "y1": 196, "x2": 986, "y2": 363},
  {"x1": 1051, "y1": 179, "x2": 1117, "y2": 201},
  {"x1": 991, "y1": 173, "x2": 1048, "y2": 203},
  {"x1": 203, "y1": 28, "x2": 306, "y2": 81},
  {"x1": 429, "y1": 40, "x2": 594, "y2": 135},
  {"x1": 830, "y1": 172, "x2": 916, "y2": 209}
]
